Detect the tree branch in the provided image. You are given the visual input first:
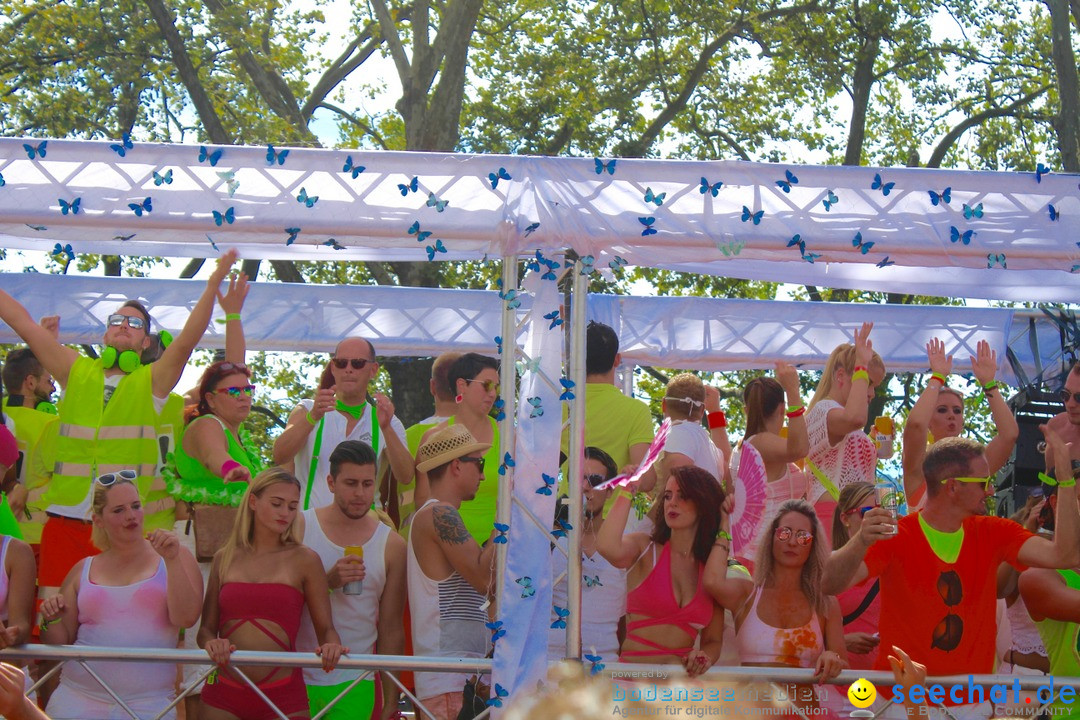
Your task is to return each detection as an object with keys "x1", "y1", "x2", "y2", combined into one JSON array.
[
  {"x1": 317, "y1": 102, "x2": 390, "y2": 149},
  {"x1": 925, "y1": 85, "x2": 1050, "y2": 168}
]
